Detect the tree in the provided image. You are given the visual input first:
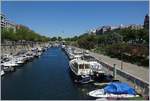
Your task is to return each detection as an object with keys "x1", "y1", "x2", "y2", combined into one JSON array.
[
  {"x1": 1, "y1": 26, "x2": 49, "y2": 42},
  {"x1": 51, "y1": 37, "x2": 57, "y2": 41},
  {"x1": 77, "y1": 35, "x2": 96, "y2": 49},
  {"x1": 58, "y1": 36, "x2": 62, "y2": 41}
]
